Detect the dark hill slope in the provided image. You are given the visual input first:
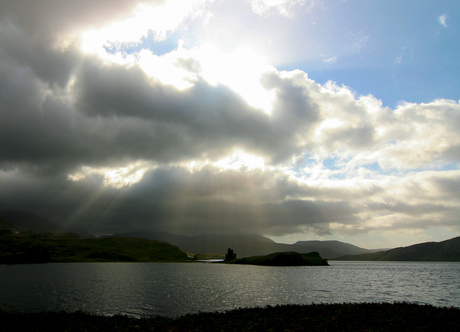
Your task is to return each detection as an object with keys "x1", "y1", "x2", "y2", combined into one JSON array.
[
  {"x1": 0, "y1": 233, "x2": 188, "y2": 264},
  {"x1": 336, "y1": 236, "x2": 460, "y2": 261},
  {"x1": 0, "y1": 211, "x2": 94, "y2": 238},
  {"x1": 0, "y1": 211, "x2": 60, "y2": 232},
  {"x1": 292, "y1": 240, "x2": 371, "y2": 256}
]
